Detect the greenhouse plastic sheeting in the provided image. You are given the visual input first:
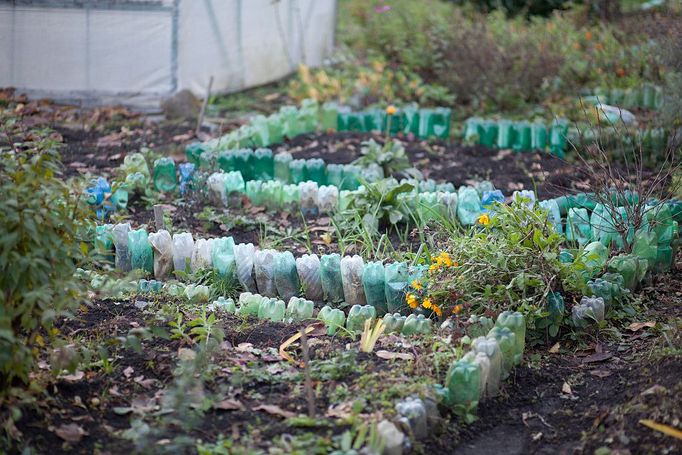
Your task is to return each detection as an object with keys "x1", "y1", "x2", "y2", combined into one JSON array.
[{"x1": 0, "y1": 0, "x2": 337, "y2": 107}]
